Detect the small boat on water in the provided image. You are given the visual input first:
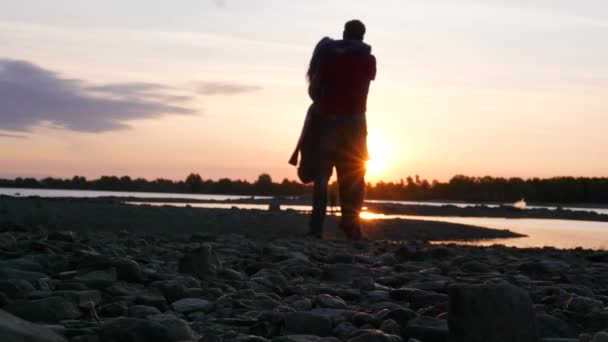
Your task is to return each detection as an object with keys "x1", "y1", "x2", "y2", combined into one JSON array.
[{"x1": 512, "y1": 198, "x2": 527, "y2": 210}]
